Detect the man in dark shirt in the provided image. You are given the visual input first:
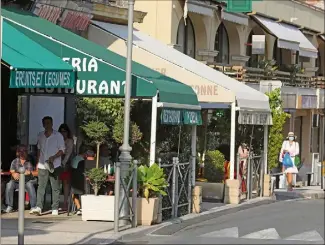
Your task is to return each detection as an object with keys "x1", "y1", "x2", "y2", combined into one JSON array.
[{"x1": 4, "y1": 145, "x2": 37, "y2": 213}]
